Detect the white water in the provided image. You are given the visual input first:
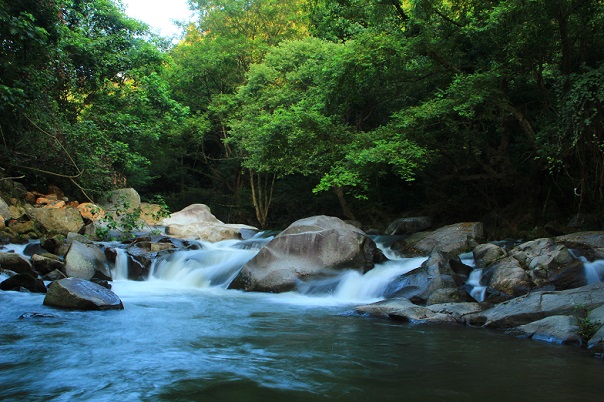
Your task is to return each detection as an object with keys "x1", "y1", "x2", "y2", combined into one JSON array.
[
  {"x1": 110, "y1": 239, "x2": 426, "y2": 305},
  {"x1": 584, "y1": 259, "x2": 604, "y2": 284},
  {"x1": 468, "y1": 269, "x2": 486, "y2": 302}
]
